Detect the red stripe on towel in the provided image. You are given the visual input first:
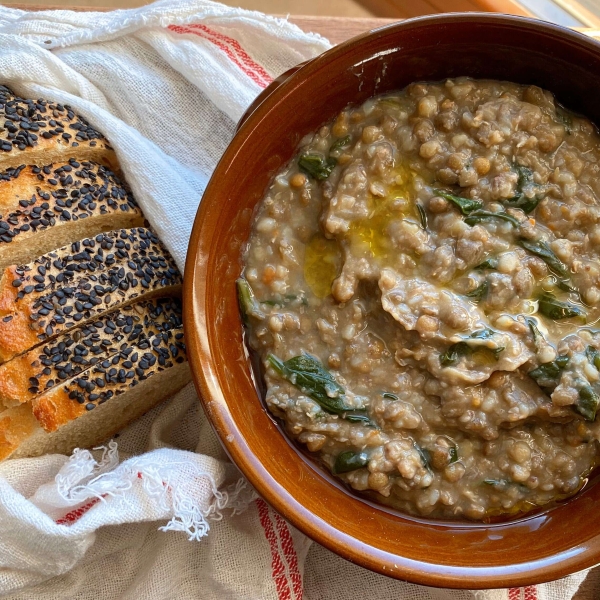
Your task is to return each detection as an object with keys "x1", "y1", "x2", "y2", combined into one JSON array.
[
  {"x1": 273, "y1": 511, "x2": 303, "y2": 599},
  {"x1": 55, "y1": 496, "x2": 102, "y2": 525},
  {"x1": 524, "y1": 586, "x2": 538, "y2": 600},
  {"x1": 167, "y1": 24, "x2": 269, "y2": 88},
  {"x1": 257, "y1": 498, "x2": 292, "y2": 600},
  {"x1": 187, "y1": 23, "x2": 273, "y2": 85},
  {"x1": 508, "y1": 589, "x2": 522, "y2": 600}
]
